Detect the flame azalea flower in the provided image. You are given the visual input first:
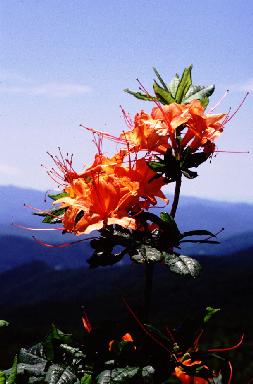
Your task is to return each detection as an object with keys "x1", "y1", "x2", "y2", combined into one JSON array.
[
  {"x1": 120, "y1": 110, "x2": 170, "y2": 154},
  {"x1": 174, "y1": 358, "x2": 210, "y2": 384},
  {"x1": 151, "y1": 100, "x2": 226, "y2": 154},
  {"x1": 109, "y1": 332, "x2": 135, "y2": 351},
  {"x1": 53, "y1": 152, "x2": 167, "y2": 235}
]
